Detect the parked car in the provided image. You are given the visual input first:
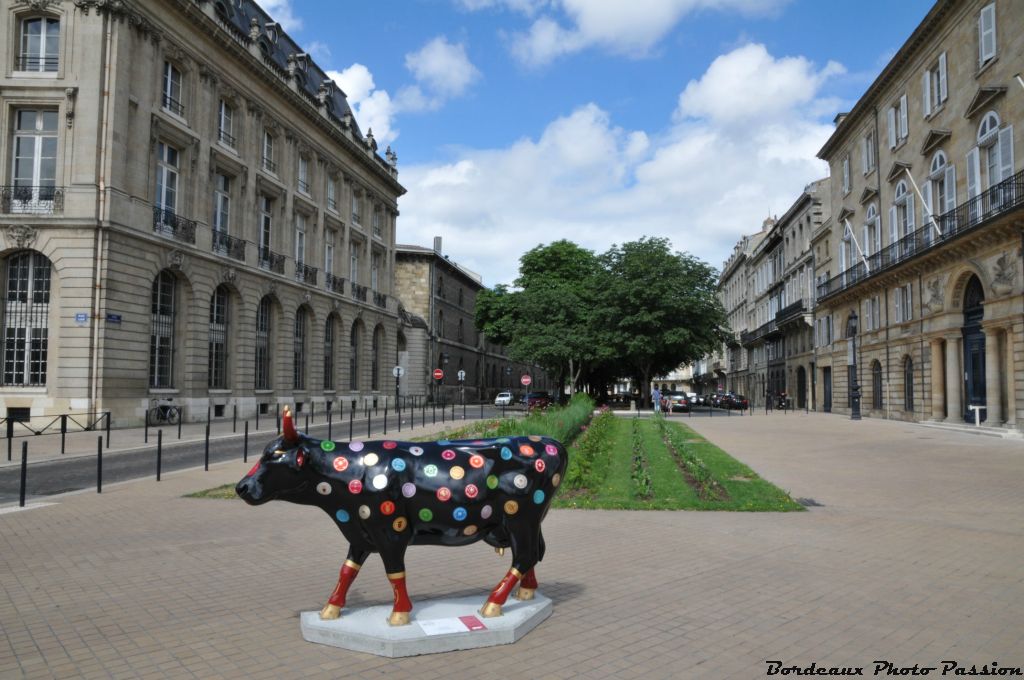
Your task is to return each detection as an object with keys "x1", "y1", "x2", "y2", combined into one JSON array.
[
  {"x1": 525, "y1": 391, "x2": 552, "y2": 410},
  {"x1": 728, "y1": 394, "x2": 750, "y2": 410},
  {"x1": 494, "y1": 391, "x2": 513, "y2": 407},
  {"x1": 666, "y1": 392, "x2": 690, "y2": 413}
]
